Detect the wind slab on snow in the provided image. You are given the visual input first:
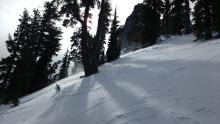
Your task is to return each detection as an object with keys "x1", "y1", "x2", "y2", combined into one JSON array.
[{"x1": 1, "y1": 35, "x2": 220, "y2": 124}]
